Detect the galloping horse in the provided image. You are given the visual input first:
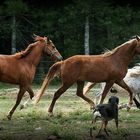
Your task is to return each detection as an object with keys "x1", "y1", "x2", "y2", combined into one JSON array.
[
  {"x1": 33, "y1": 36, "x2": 140, "y2": 116},
  {"x1": 84, "y1": 64, "x2": 140, "y2": 107},
  {"x1": 1, "y1": 35, "x2": 62, "y2": 120}
]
